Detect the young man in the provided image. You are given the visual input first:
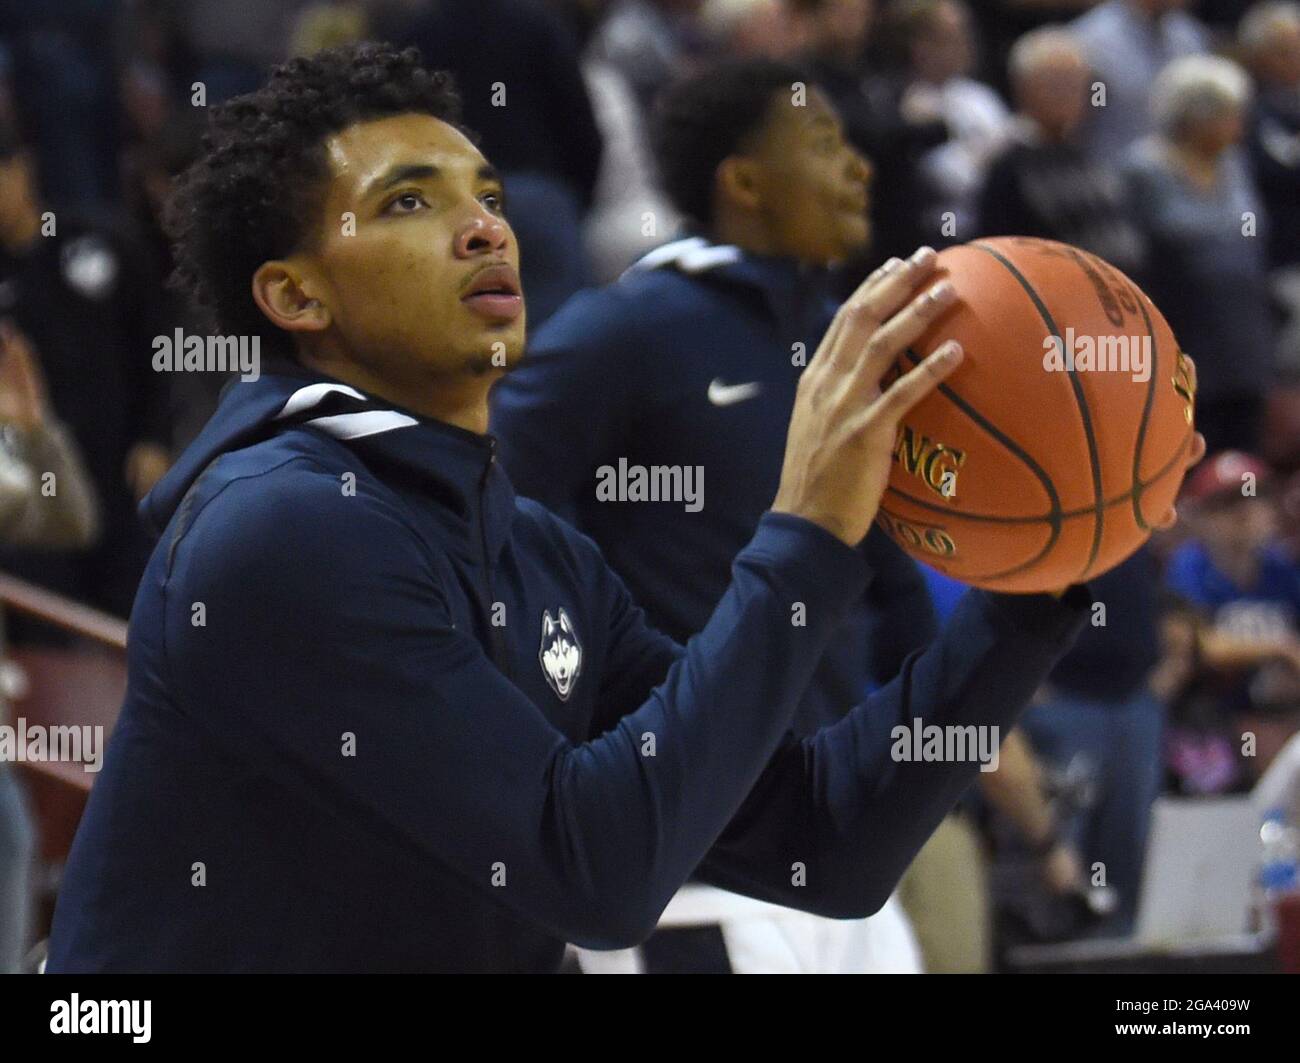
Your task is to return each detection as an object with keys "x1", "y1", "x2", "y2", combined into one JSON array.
[{"x1": 46, "y1": 43, "x2": 1097, "y2": 973}]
